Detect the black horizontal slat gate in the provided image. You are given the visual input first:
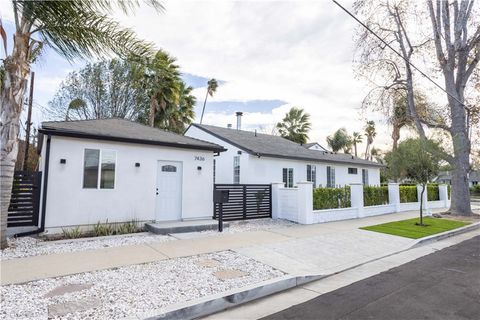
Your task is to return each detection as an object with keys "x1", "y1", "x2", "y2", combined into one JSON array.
[
  {"x1": 7, "y1": 171, "x2": 42, "y2": 227},
  {"x1": 213, "y1": 184, "x2": 272, "y2": 221}
]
